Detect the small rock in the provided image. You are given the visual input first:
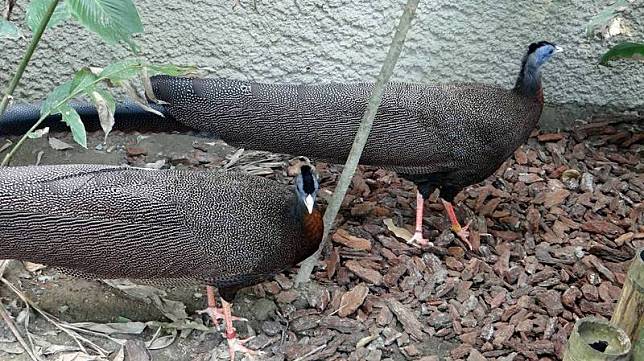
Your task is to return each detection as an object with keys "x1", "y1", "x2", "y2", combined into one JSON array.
[
  {"x1": 418, "y1": 357, "x2": 439, "y2": 361},
  {"x1": 581, "y1": 284, "x2": 599, "y2": 302},
  {"x1": 561, "y1": 287, "x2": 582, "y2": 309},
  {"x1": 580, "y1": 173, "x2": 595, "y2": 192},
  {"x1": 338, "y1": 283, "x2": 369, "y2": 317},
  {"x1": 290, "y1": 315, "x2": 318, "y2": 333},
  {"x1": 332, "y1": 229, "x2": 372, "y2": 251},
  {"x1": 261, "y1": 320, "x2": 283, "y2": 336},
  {"x1": 493, "y1": 324, "x2": 515, "y2": 347},
  {"x1": 125, "y1": 145, "x2": 146, "y2": 156},
  {"x1": 402, "y1": 344, "x2": 420, "y2": 357},
  {"x1": 581, "y1": 220, "x2": 624, "y2": 237},
  {"x1": 276, "y1": 290, "x2": 299, "y2": 304},
  {"x1": 518, "y1": 173, "x2": 543, "y2": 184},
  {"x1": 252, "y1": 299, "x2": 277, "y2": 321},
  {"x1": 514, "y1": 149, "x2": 528, "y2": 165},
  {"x1": 537, "y1": 133, "x2": 564, "y2": 142},
  {"x1": 598, "y1": 282, "x2": 621, "y2": 302},
  {"x1": 274, "y1": 274, "x2": 293, "y2": 290},
  {"x1": 319, "y1": 315, "x2": 365, "y2": 333},
  {"x1": 467, "y1": 349, "x2": 487, "y2": 361},
  {"x1": 428, "y1": 311, "x2": 452, "y2": 329},
  {"x1": 543, "y1": 189, "x2": 570, "y2": 208},
  {"x1": 377, "y1": 305, "x2": 394, "y2": 326},
  {"x1": 386, "y1": 299, "x2": 425, "y2": 340},
  {"x1": 536, "y1": 290, "x2": 564, "y2": 316},
  {"x1": 351, "y1": 201, "x2": 376, "y2": 216},
  {"x1": 383, "y1": 264, "x2": 407, "y2": 287},
  {"x1": 345, "y1": 260, "x2": 383, "y2": 285},
  {"x1": 460, "y1": 331, "x2": 478, "y2": 345},
  {"x1": 451, "y1": 344, "x2": 472, "y2": 359}
]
